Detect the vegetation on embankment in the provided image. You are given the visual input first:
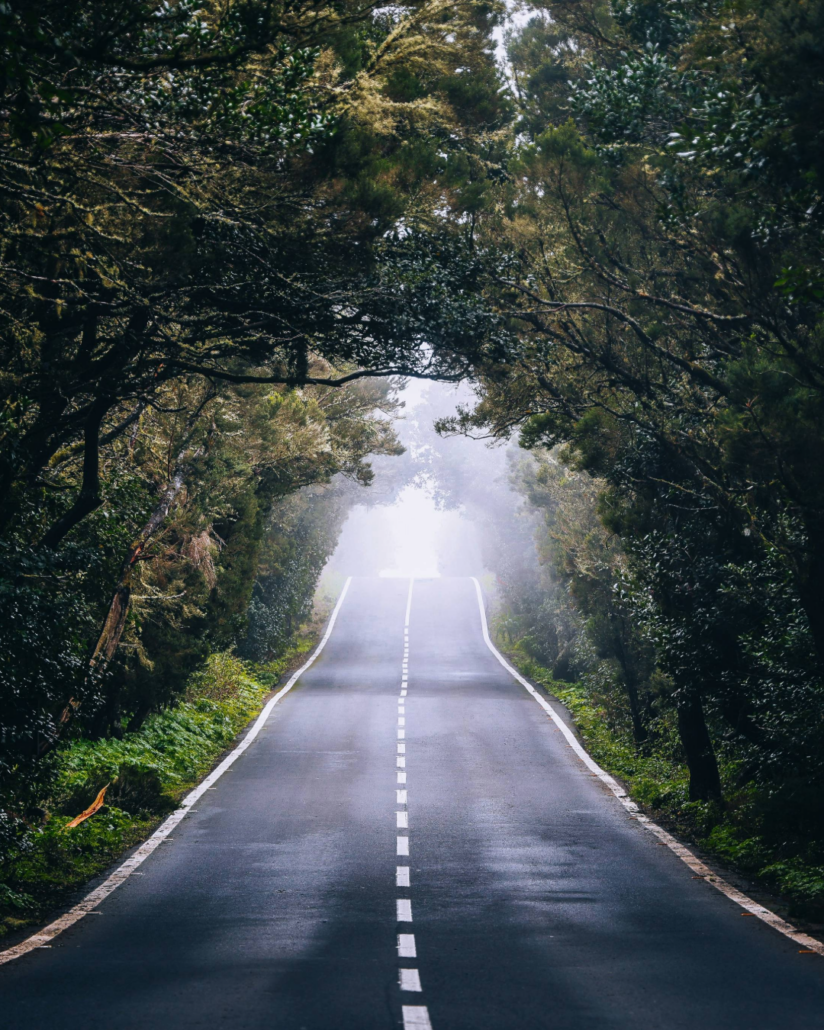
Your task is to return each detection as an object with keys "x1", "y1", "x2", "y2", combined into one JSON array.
[
  {"x1": 506, "y1": 647, "x2": 824, "y2": 926},
  {"x1": 0, "y1": 644, "x2": 311, "y2": 941}
]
